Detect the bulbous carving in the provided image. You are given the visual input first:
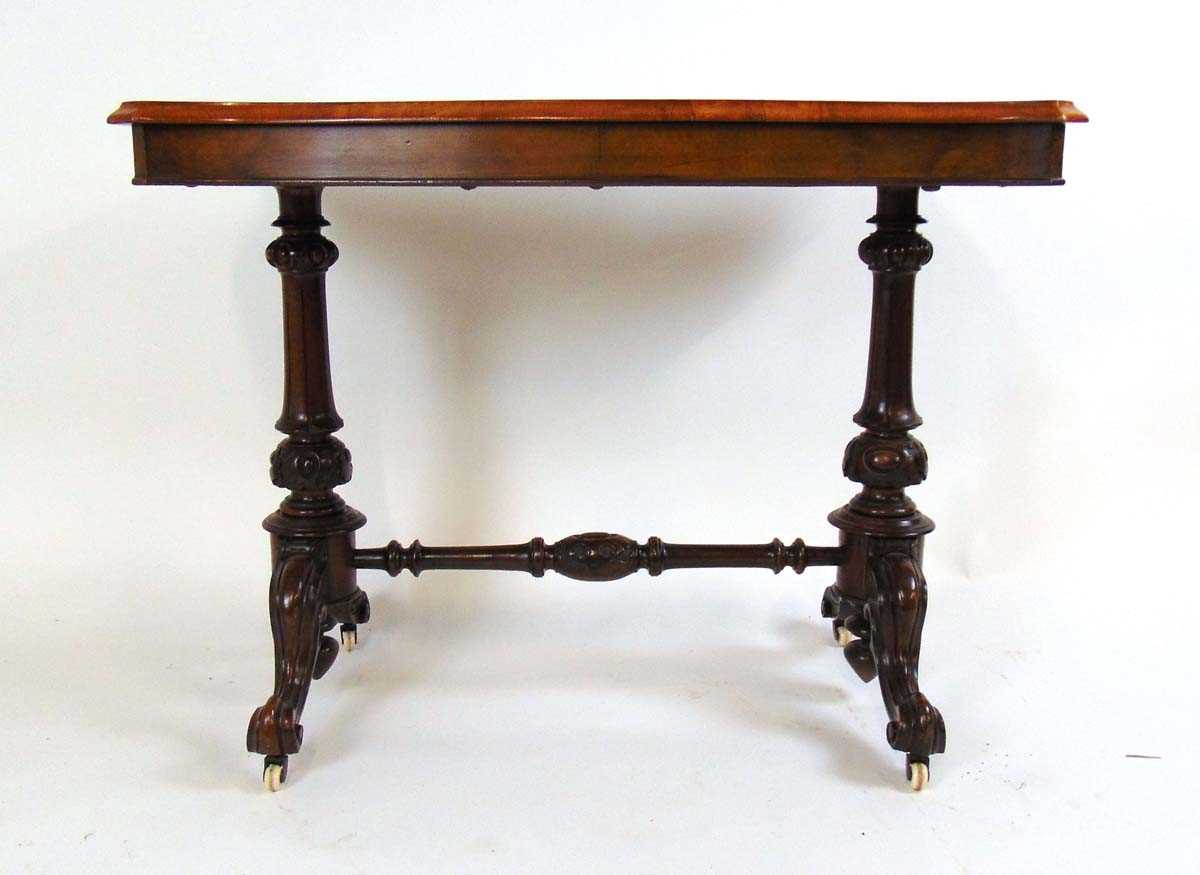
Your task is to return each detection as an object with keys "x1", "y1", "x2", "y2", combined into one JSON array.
[
  {"x1": 858, "y1": 228, "x2": 933, "y2": 273},
  {"x1": 270, "y1": 438, "x2": 352, "y2": 491},
  {"x1": 842, "y1": 431, "x2": 927, "y2": 488},
  {"x1": 554, "y1": 532, "x2": 640, "y2": 581},
  {"x1": 266, "y1": 233, "x2": 339, "y2": 274}
]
